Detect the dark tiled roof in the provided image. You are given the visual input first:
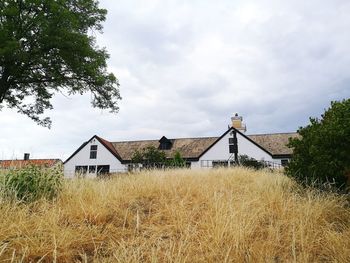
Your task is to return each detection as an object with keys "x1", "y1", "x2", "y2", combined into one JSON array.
[{"x1": 0, "y1": 159, "x2": 62, "y2": 169}]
